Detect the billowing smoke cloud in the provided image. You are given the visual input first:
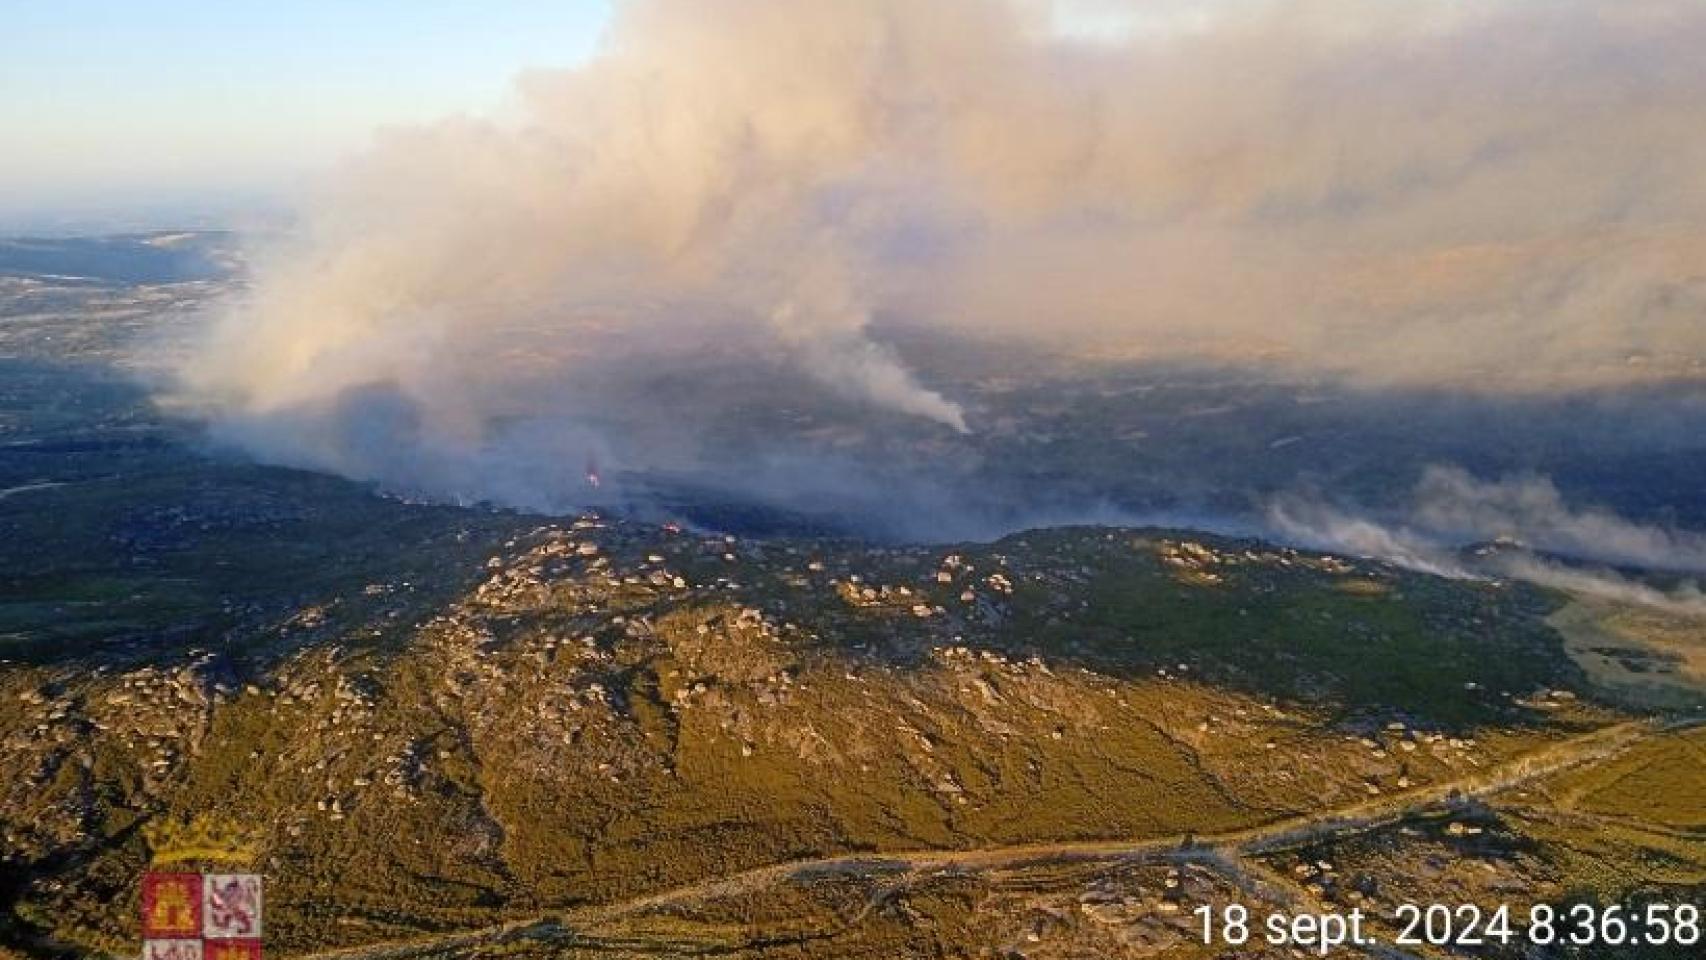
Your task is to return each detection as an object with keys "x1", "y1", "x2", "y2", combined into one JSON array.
[
  {"x1": 1267, "y1": 494, "x2": 1474, "y2": 580},
  {"x1": 171, "y1": 0, "x2": 1706, "y2": 514},
  {"x1": 1494, "y1": 555, "x2": 1706, "y2": 618},
  {"x1": 1269, "y1": 465, "x2": 1706, "y2": 613},
  {"x1": 1410, "y1": 467, "x2": 1706, "y2": 573}
]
